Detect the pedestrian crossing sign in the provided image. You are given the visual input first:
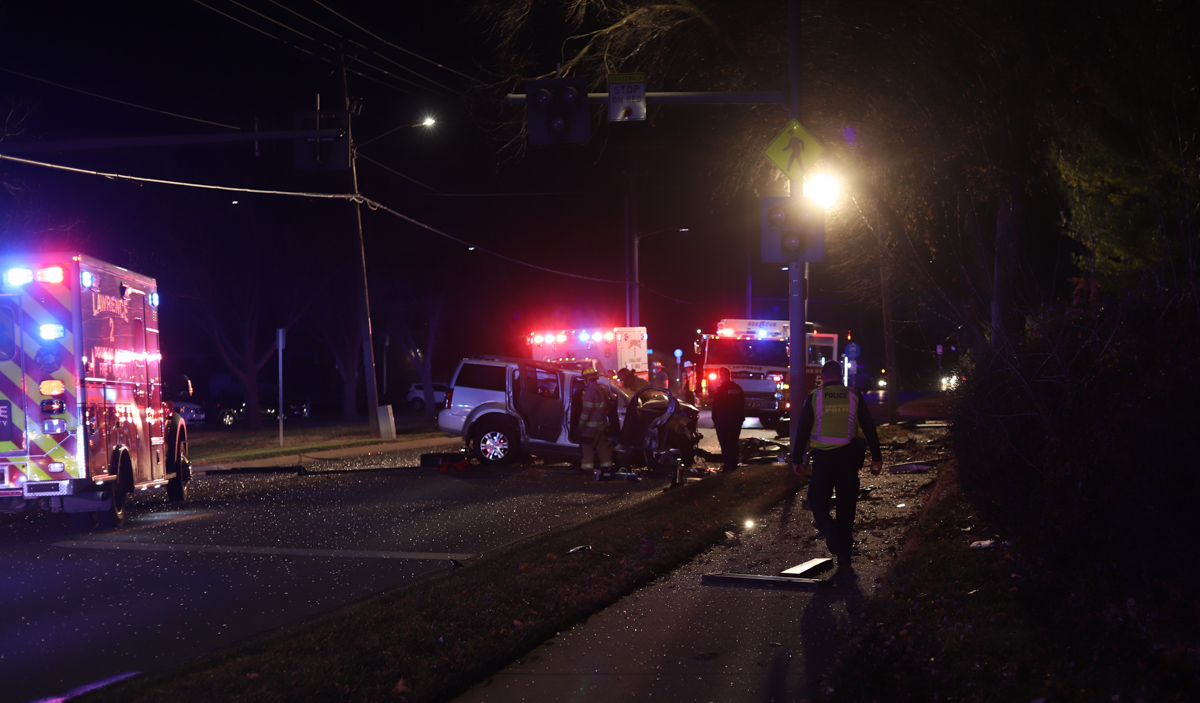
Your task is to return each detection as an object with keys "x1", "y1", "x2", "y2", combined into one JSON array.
[{"x1": 764, "y1": 119, "x2": 825, "y2": 181}]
